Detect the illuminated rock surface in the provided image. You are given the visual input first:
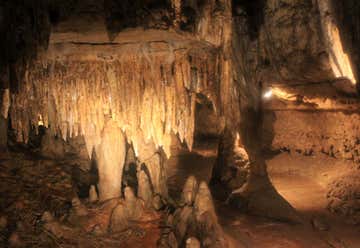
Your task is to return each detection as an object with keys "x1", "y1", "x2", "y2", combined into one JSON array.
[{"x1": 1, "y1": 0, "x2": 360, "y2": 247}]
